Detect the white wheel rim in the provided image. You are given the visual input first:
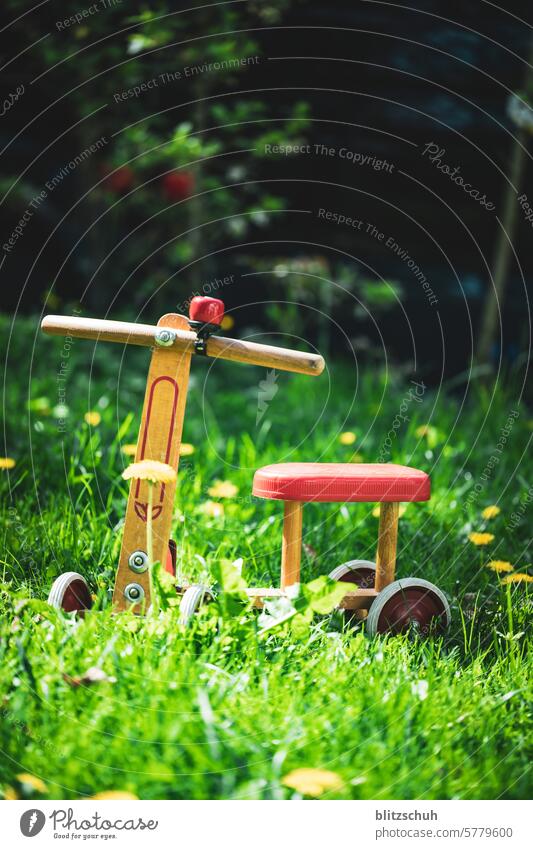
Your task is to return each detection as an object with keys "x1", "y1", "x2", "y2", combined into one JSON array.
[
  {"x1": 329, "y1": 560, "x2": 377, "y2": 581},
  {"x1": 366, "y1": 578, "x2": 451, "y2": 637},
  {"x1": 48, "y1": 571, "x2": 91, "y2": 612},
  {"x1": 179, "y1": 584, "x2": 213, "y2": 626}
]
